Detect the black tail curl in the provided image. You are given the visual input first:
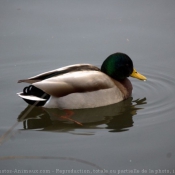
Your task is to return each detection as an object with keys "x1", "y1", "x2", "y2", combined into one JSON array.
[{"x1": 22, "y1": 85, "x2": 50, "y2": 106}]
